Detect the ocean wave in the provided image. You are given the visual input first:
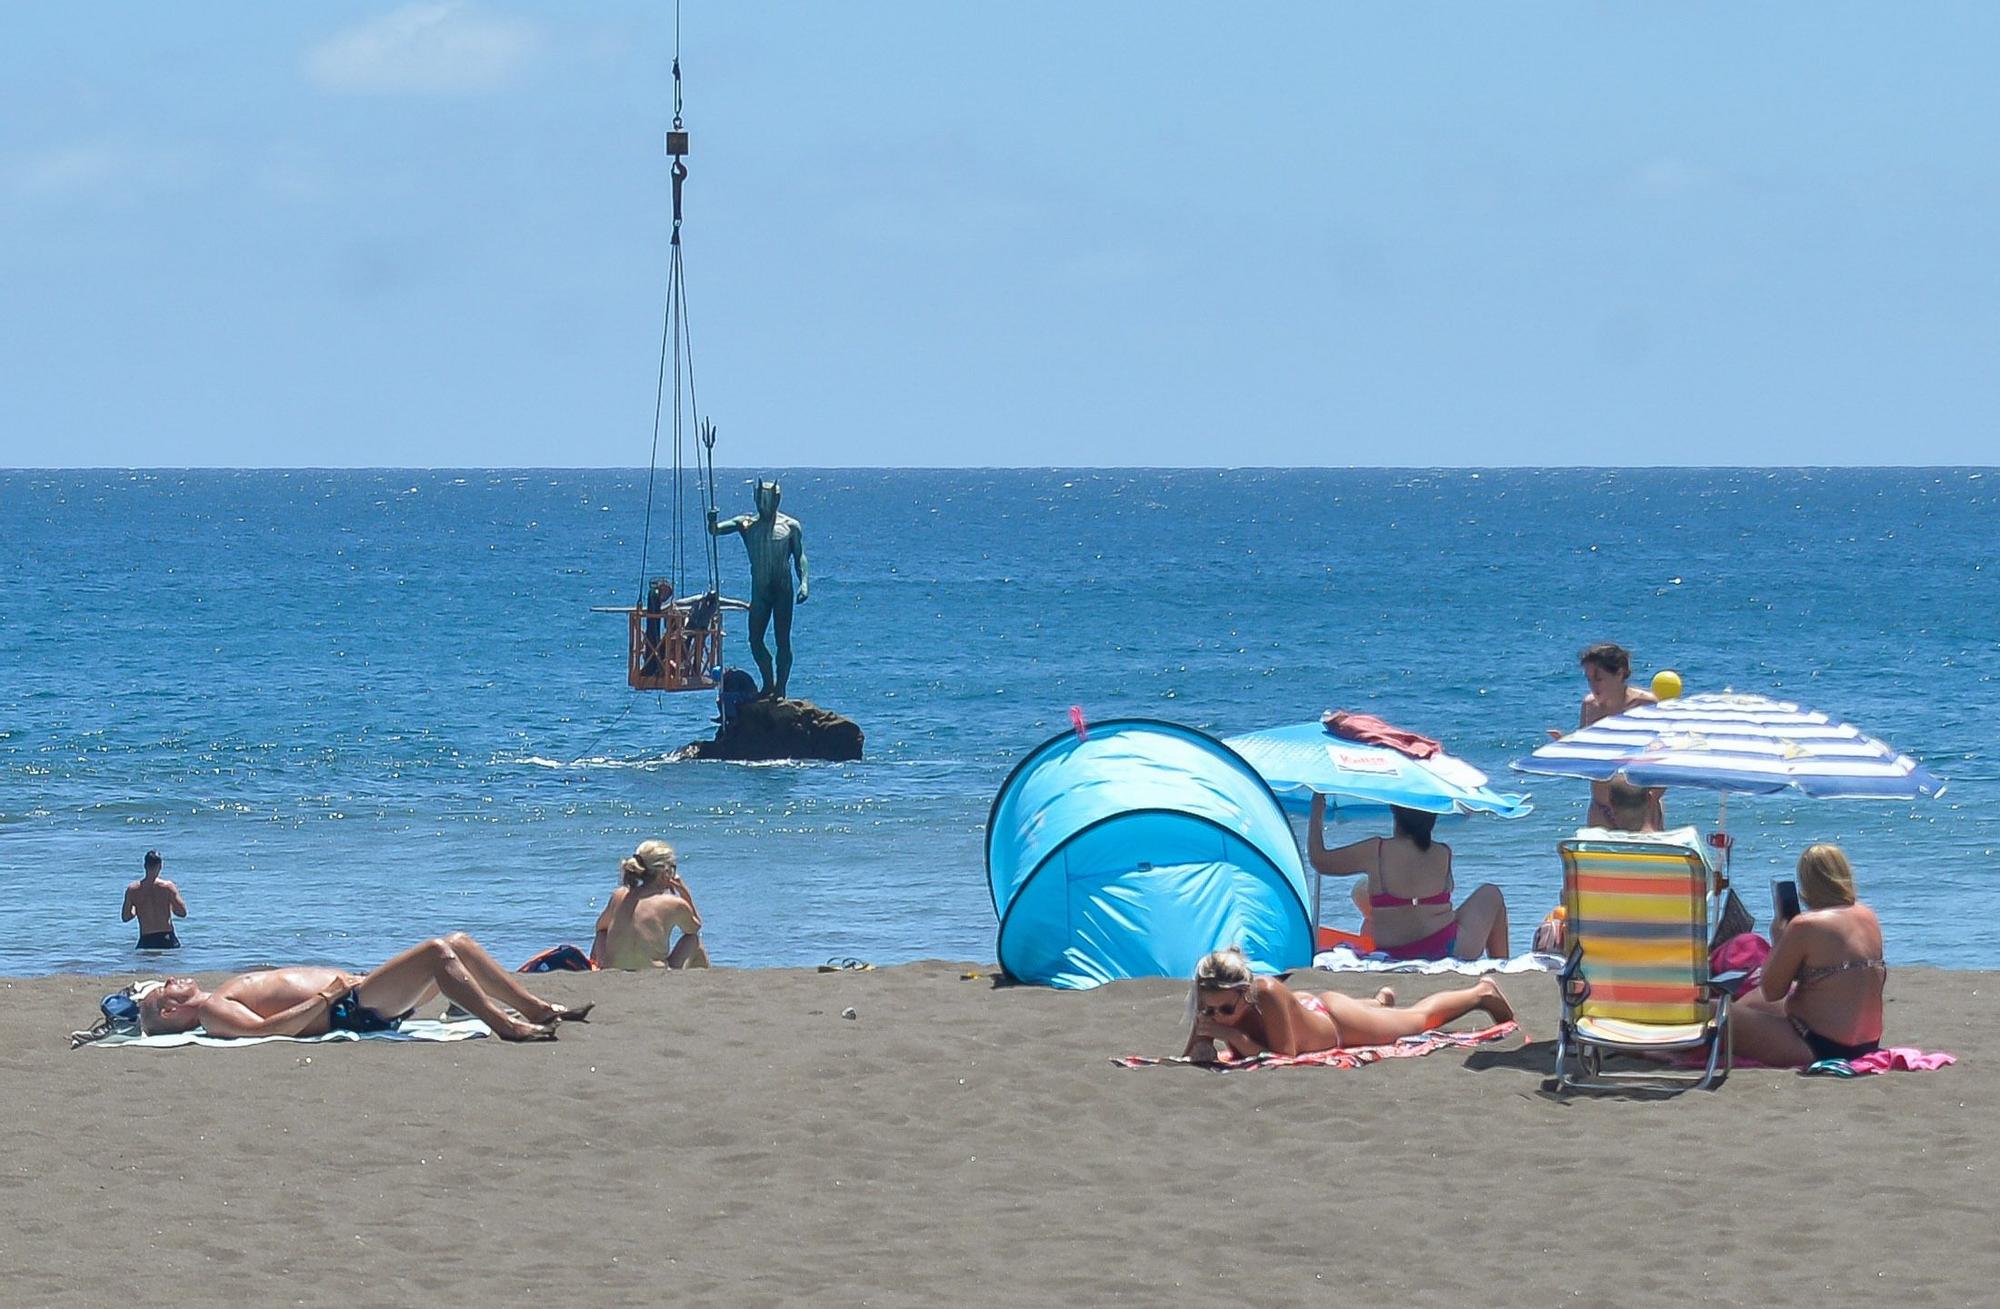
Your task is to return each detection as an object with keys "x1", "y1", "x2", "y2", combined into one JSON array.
[
  {"x1": 500, "y1": 751, "x2": 841, "y2": 771},
  {"x1": 502, "y1": 753, "x2": 681, "y2": 770}
]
